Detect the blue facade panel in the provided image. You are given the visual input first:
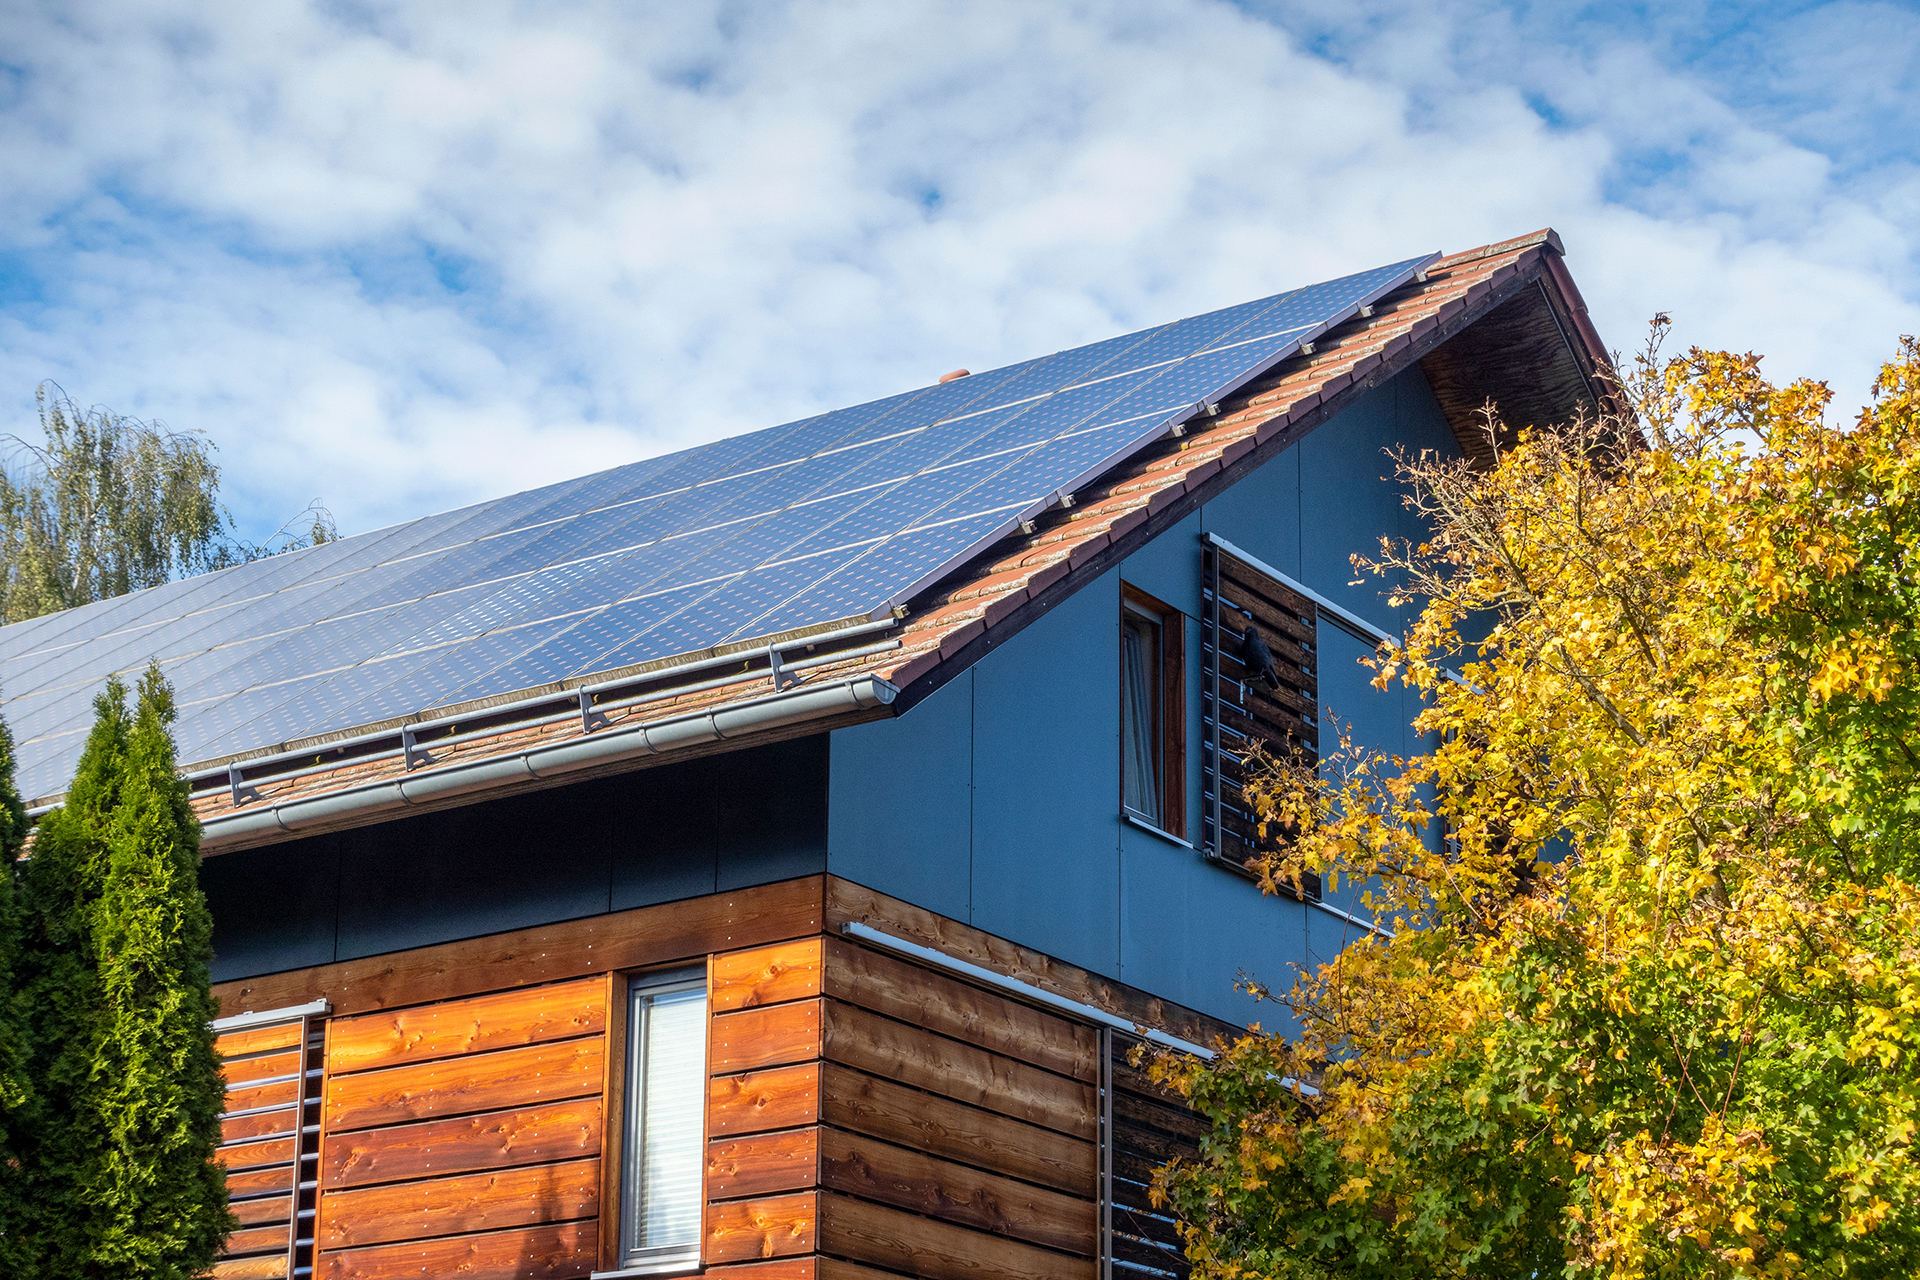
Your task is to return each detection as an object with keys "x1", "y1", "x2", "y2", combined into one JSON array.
[
  {"x1": 826, "y1": 366, "x2": 1460, "y2": 1025},
  {"x1": 967, "y1": 572, "x2": 1125, "y2": 978},
  {"x1": 826, "y1": 669, "x2": 975, "y2": 921}
]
